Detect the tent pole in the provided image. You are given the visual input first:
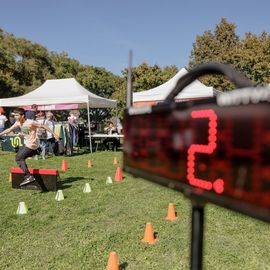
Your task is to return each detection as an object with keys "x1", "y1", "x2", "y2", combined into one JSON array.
[{"x1": 87, "y1": 101, "x2": 92, "y2": 153}]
